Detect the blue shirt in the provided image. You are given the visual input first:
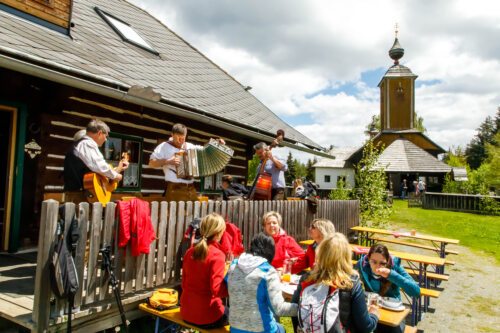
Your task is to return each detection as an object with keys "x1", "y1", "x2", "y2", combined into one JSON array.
[{"x1": 256, "y1": 158, "x2": 288, "y2": 189}]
